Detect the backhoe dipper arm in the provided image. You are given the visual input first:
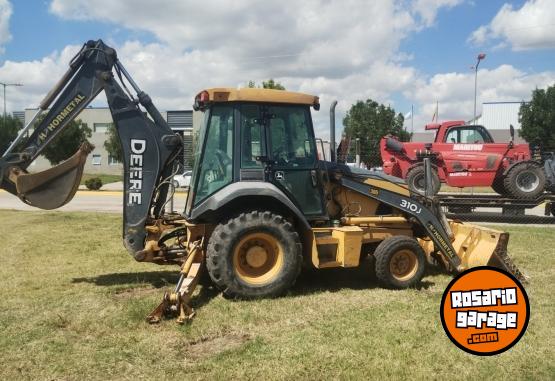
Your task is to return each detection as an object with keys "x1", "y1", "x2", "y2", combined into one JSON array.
[{"x1": 0, "y1": 39, "x2": 181, "y2": 258}]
